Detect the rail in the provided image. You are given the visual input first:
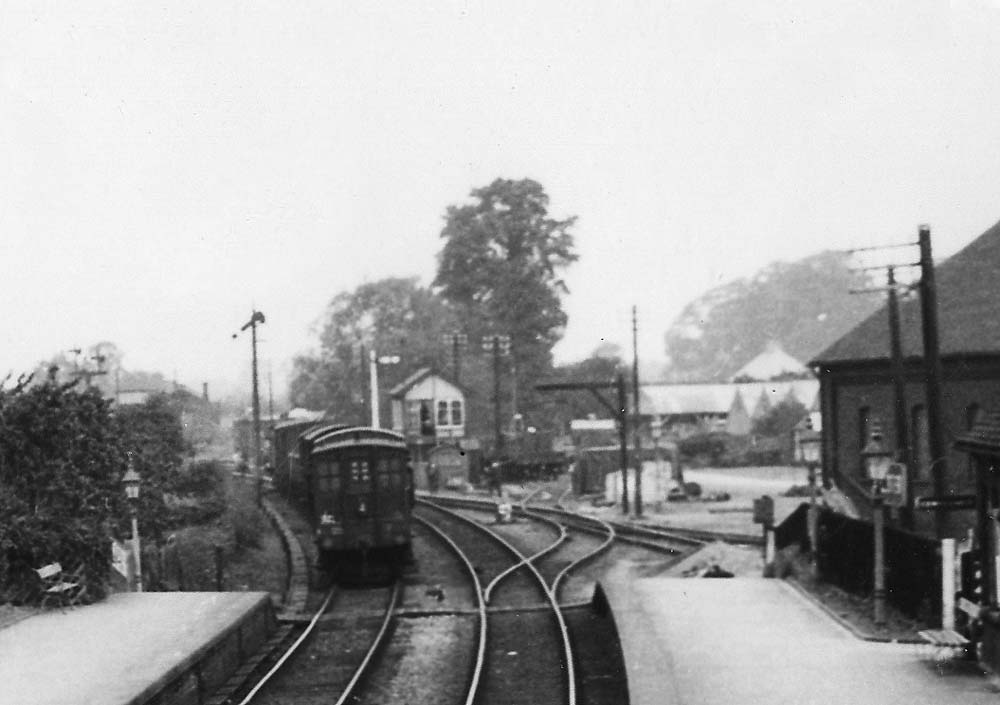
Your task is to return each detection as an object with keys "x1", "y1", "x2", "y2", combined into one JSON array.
[
  {"x1": 333, "y1": 582, "x2": 402, "y2": 705},
  {"x1": 235, "y1": 587, "x2": 336, "y2": 705},
  {"x1": 414, "y1": 513, "x2": 488, "y2": 705},
  {"x1": 420, "y1": 498, "x2": 577, "y2": 705}
]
